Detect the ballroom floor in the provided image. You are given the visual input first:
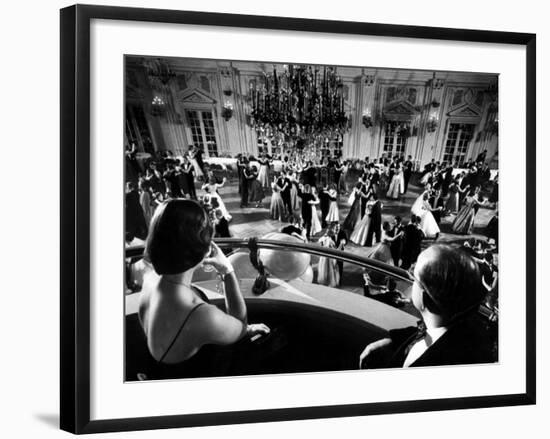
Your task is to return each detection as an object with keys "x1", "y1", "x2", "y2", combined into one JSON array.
[{"x1": 197, "y1": 173, "x2": 496, "y2": 311}]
